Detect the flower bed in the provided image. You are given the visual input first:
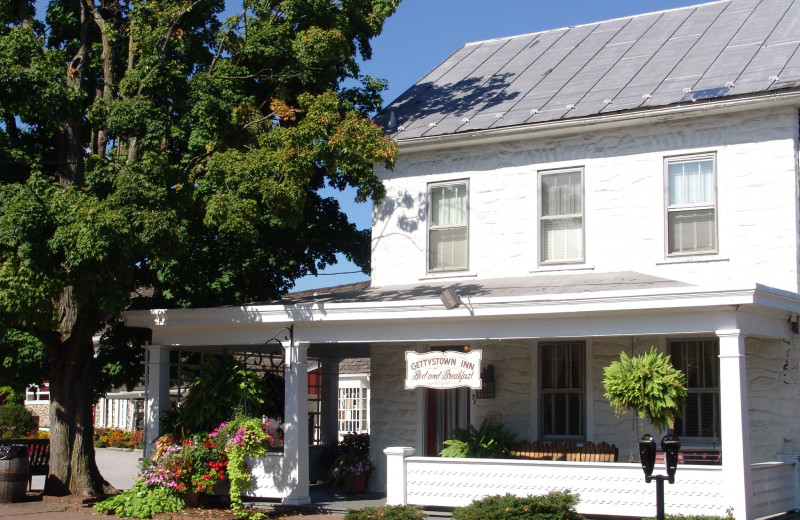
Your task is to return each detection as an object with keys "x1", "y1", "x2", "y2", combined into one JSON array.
[{"x1": 96, "y1": 416, "x2": 278, "y2": 519}]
